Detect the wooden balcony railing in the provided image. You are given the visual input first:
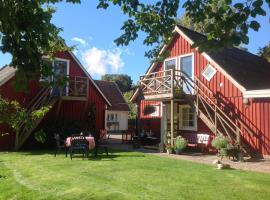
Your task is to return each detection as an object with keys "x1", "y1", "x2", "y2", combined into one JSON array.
[
  {"x1": 139, "y1": 69, "x2": 186, "y2": 100},
  {"x1": 51, "y1": 75, "x2": 88, "y2": 98},
  {"x1": 67, "y1": 76, "x2": 88, "y2": 97}
]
